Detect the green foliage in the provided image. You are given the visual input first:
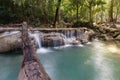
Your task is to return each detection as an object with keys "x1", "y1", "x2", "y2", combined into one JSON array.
[
  {"x1": 13, "y1": 0, "x2": 26, "y2": 6},
  {"x1": 72, "y1": 21, "x2": 93, "y2": 28},
  {"x1": 0, "y1": 0, "x2": 120, "y2": 25}
]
